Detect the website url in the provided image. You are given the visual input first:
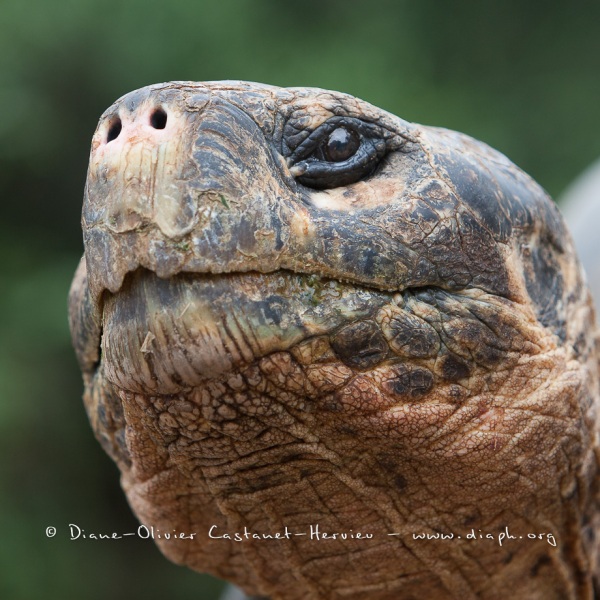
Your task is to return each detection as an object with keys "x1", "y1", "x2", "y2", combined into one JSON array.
[{"x1": 408, "y1": 526, "x2": 556, "y2": 547}]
